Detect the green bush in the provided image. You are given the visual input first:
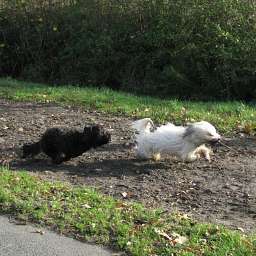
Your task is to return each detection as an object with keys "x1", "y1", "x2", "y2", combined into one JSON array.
[{"x1": 0, "y1": 0, "x2": 256, "y2": 100}]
